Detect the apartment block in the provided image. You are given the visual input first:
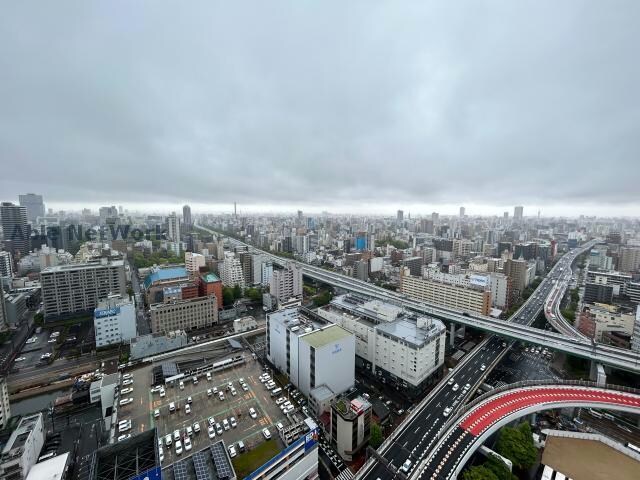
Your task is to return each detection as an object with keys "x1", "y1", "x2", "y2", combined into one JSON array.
[
  {"x1": 150, "y1": 294, "x2": 218, "y2": 333},
  {"x1": 40, "y1": 260, "x2": 126, "y2": 320},
  {"x1": 269, "y1": 264, "x2": 303, "y2": 305}
]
